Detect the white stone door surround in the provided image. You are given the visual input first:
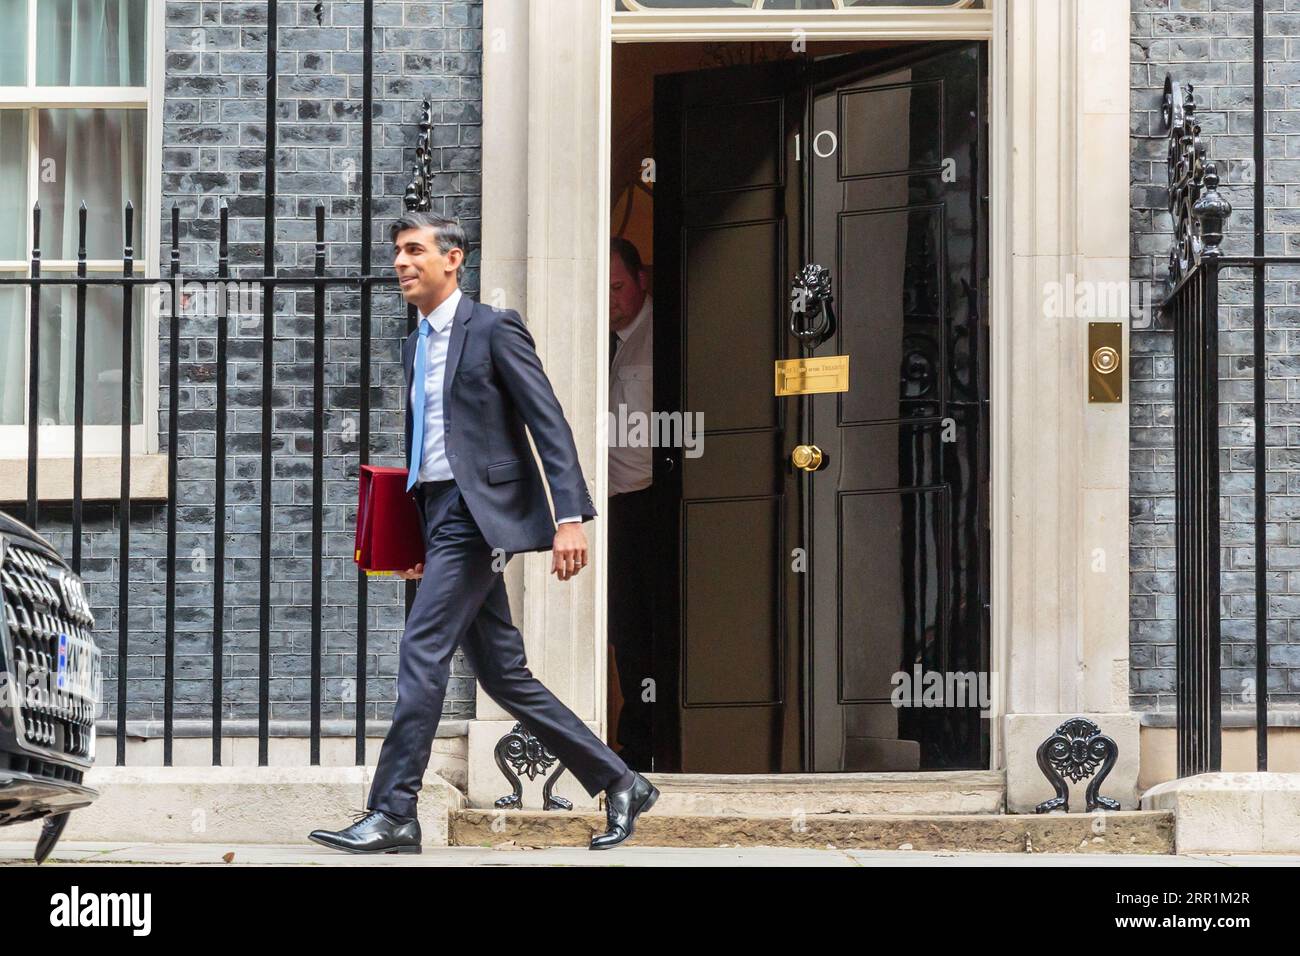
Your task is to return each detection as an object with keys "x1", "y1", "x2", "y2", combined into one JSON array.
[{"x1": 471, "y1": 0, "x2": 1133, "y2": 810}]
